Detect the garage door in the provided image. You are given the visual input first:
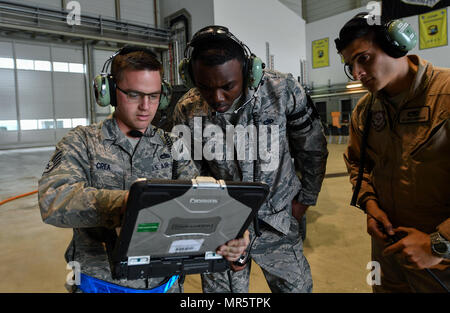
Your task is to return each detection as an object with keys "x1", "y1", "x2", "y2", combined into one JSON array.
[{"x1": 0, "y1": 39, "x2": 87, "y2": 149}]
